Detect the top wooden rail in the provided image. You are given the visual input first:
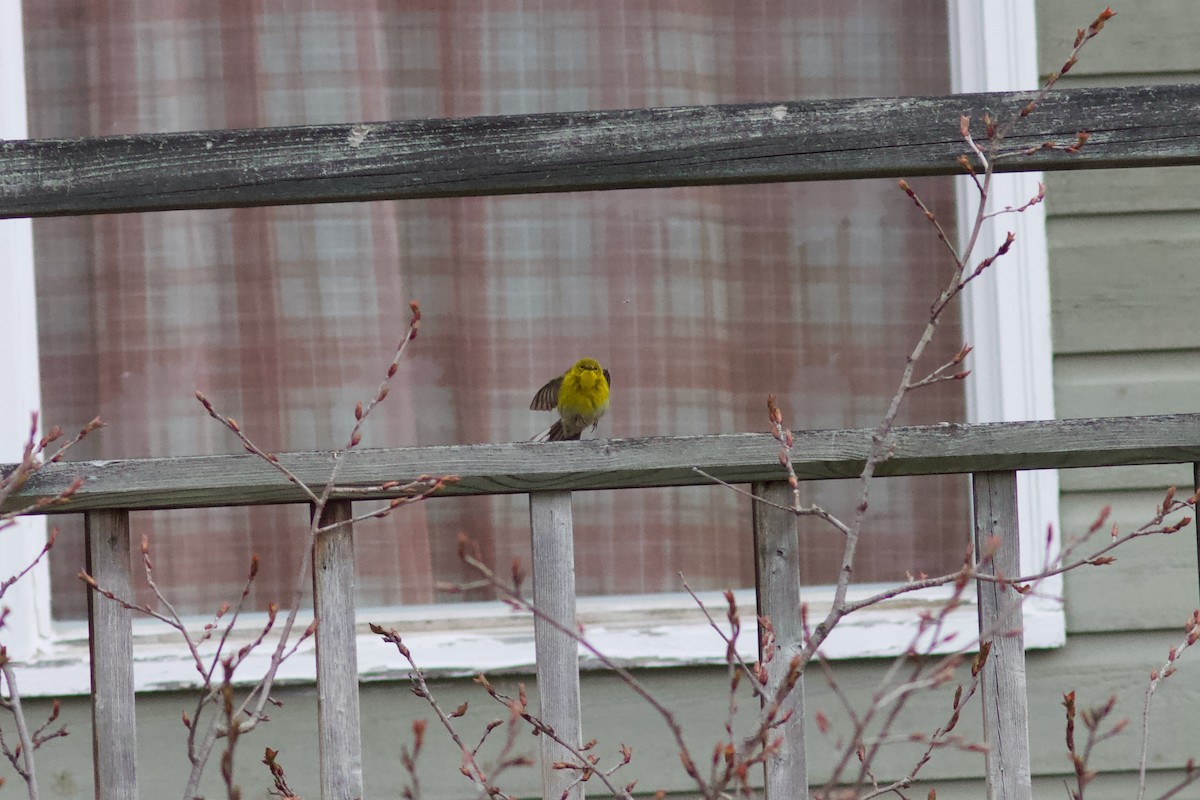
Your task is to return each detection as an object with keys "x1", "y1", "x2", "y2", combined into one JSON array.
[
  {"x1": 2, "y1": 84, "x2": 1199, "y2": 219},
  {"x1": 4, "y1": 414, "x2": 1200, "y2": 514}
]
